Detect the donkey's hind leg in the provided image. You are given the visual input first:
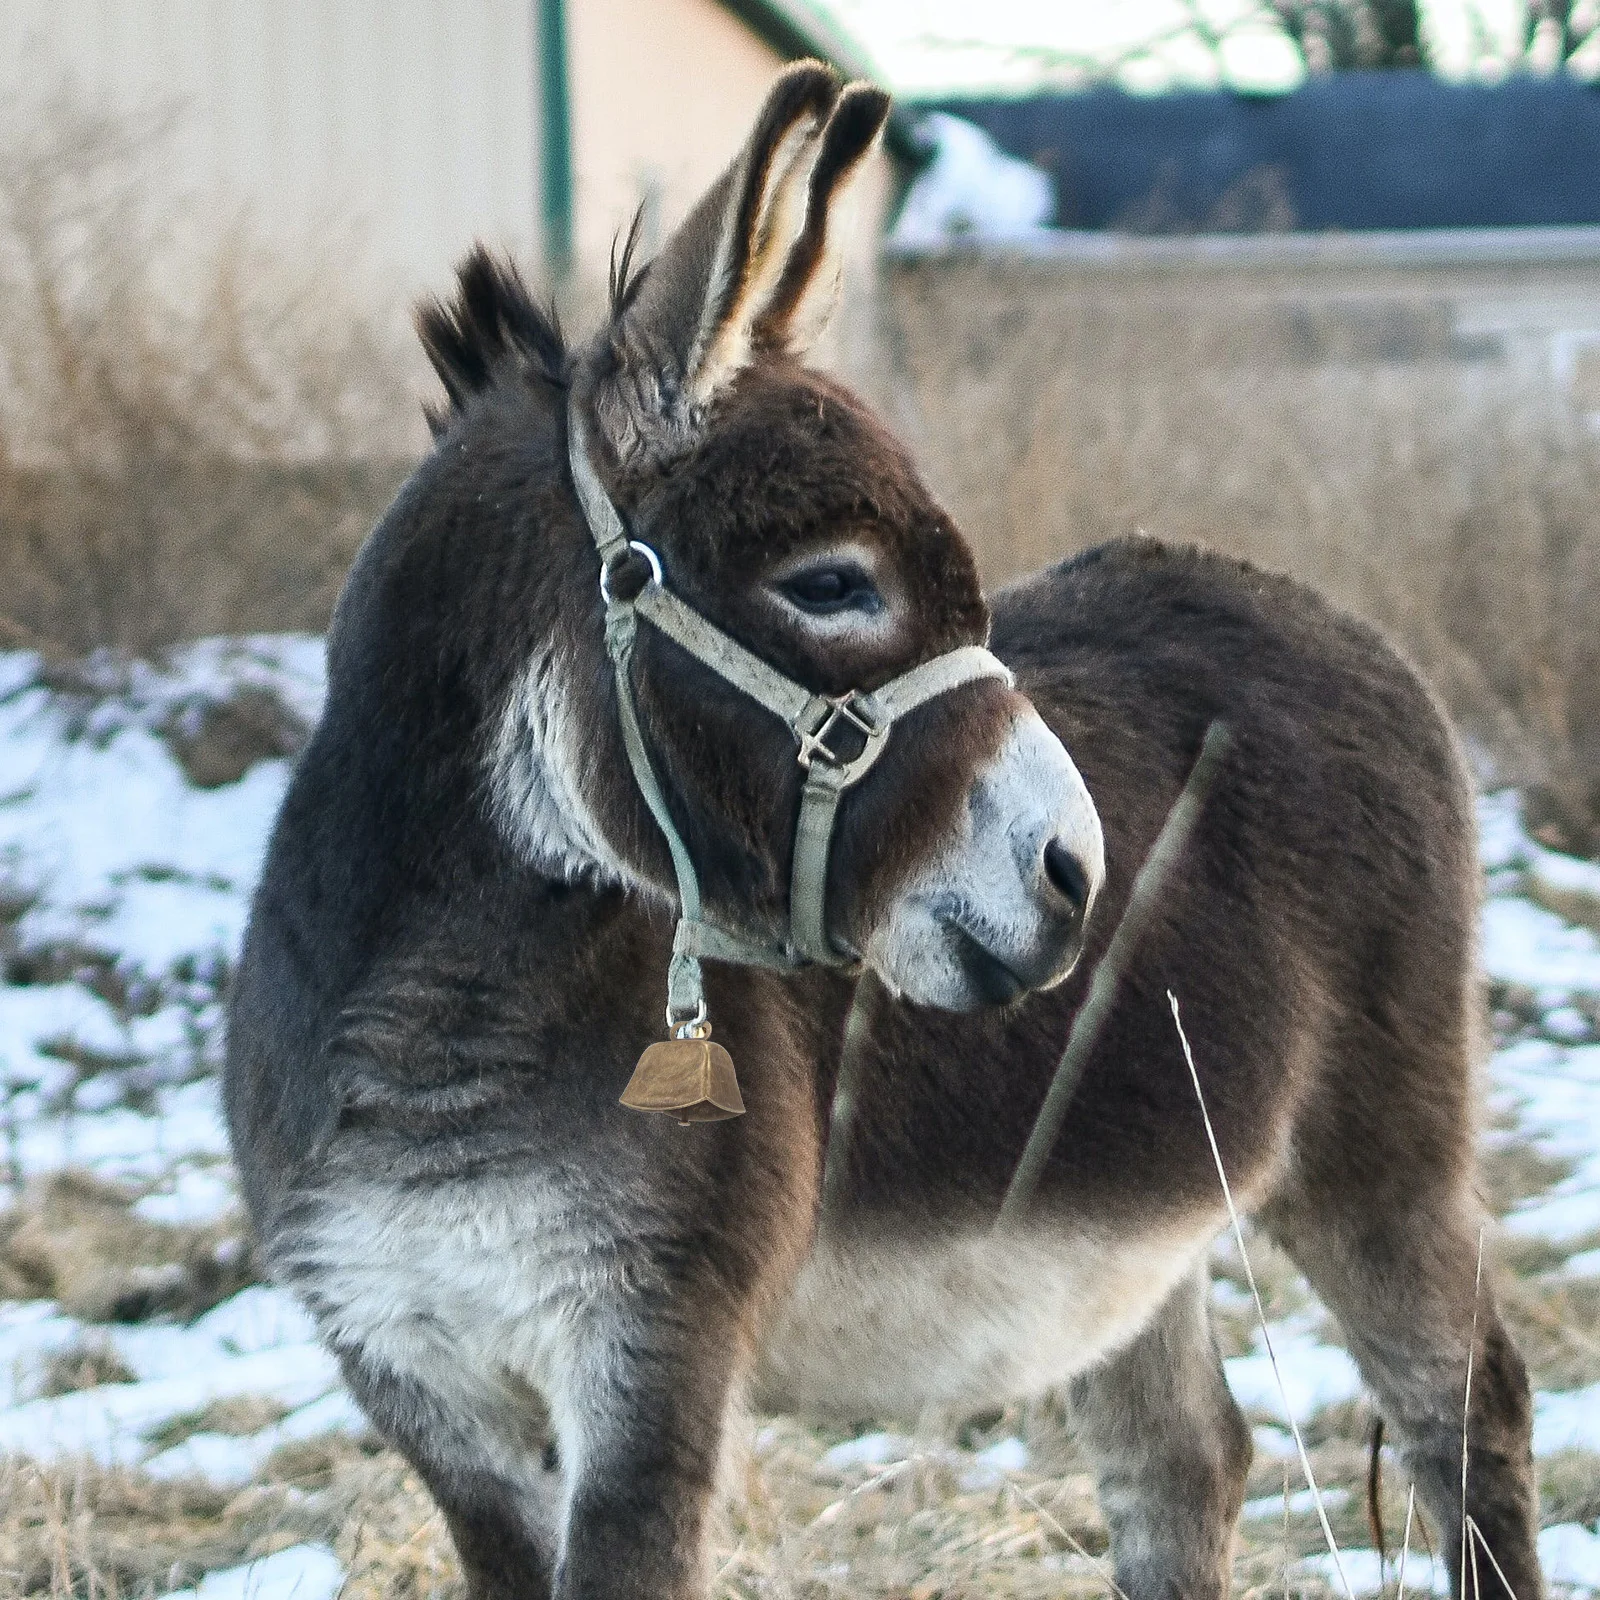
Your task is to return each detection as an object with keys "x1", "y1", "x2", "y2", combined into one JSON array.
[
  {"x1": 1070, "y1": 1262, "x2": 1253, "y2": 1600},
  {"x1": 1263, "y1": 1146, "x2": 1540, "y2": 1600}
]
